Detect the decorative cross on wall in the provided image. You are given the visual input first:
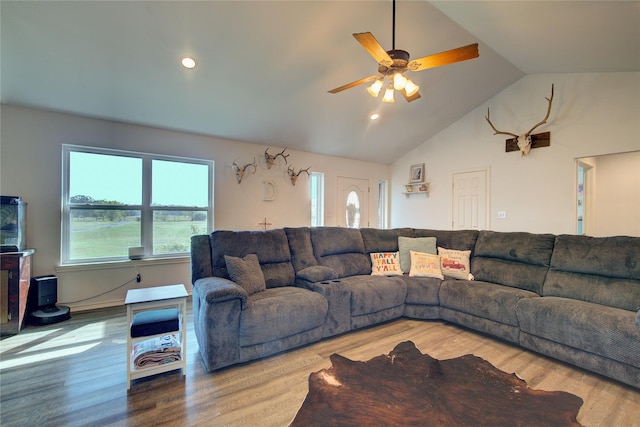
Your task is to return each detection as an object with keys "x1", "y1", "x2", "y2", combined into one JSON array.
[{"x1": 258, "y1": 217, "x2": 272, "y2": 231}]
